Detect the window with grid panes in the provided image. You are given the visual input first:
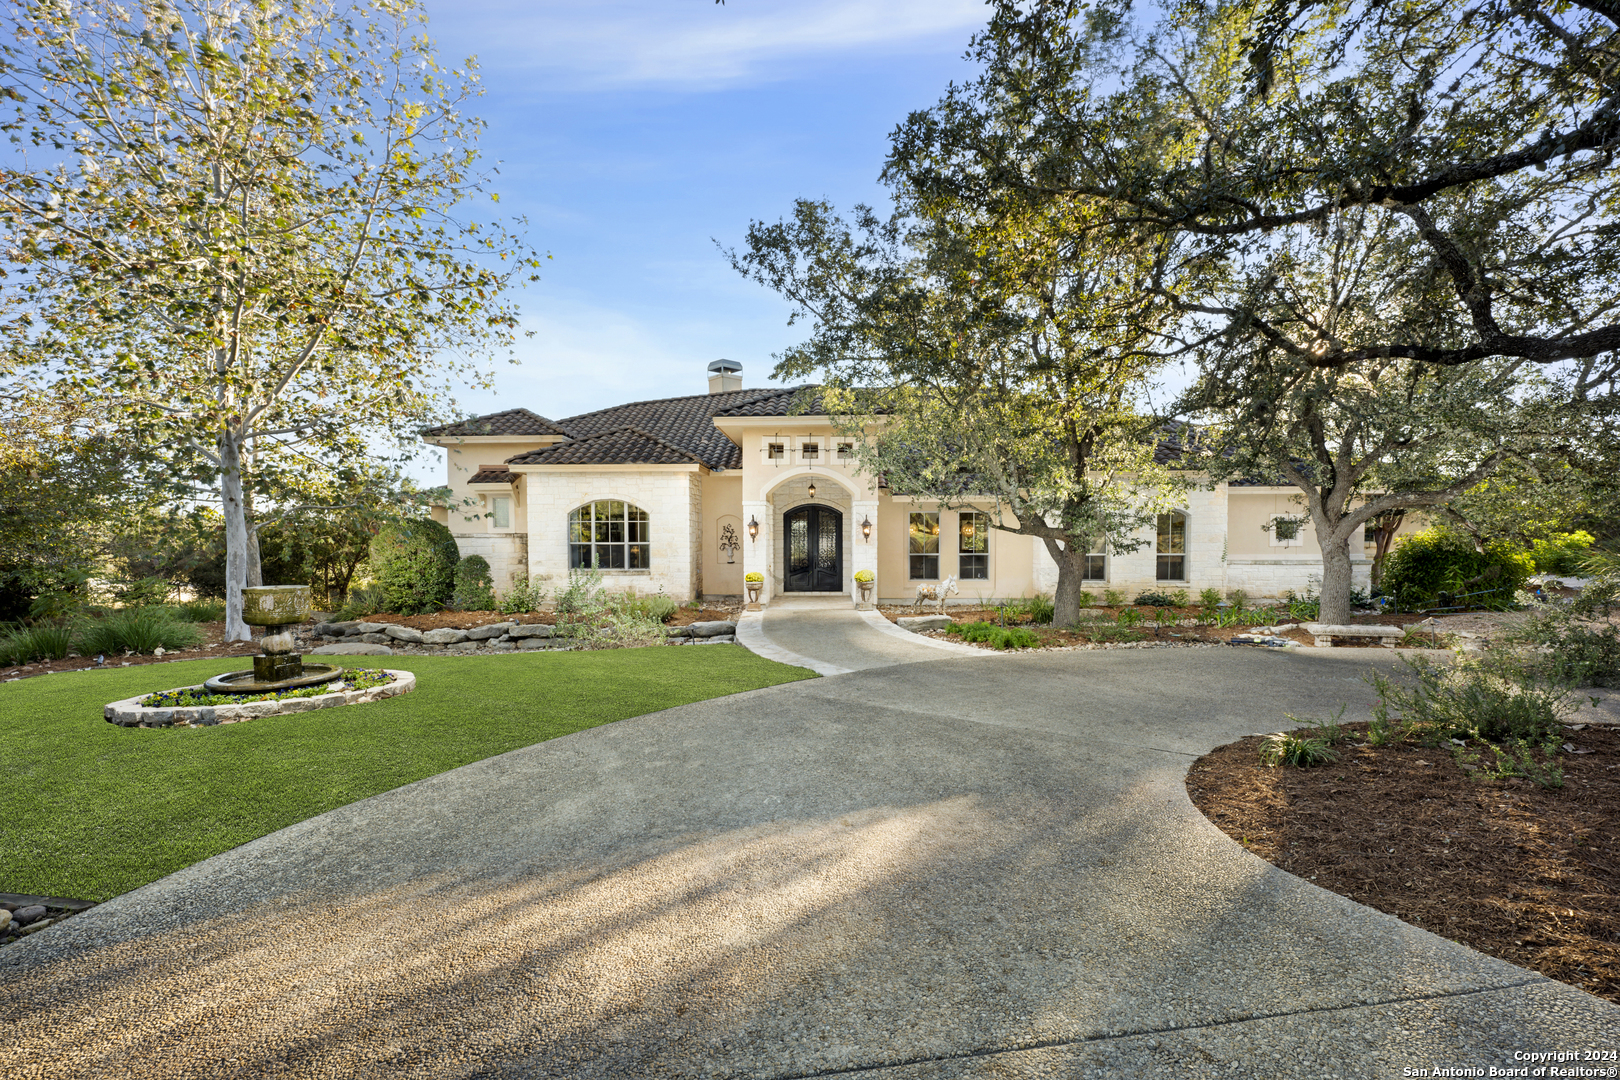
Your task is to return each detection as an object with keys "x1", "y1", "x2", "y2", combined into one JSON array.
[
  {"x1": 958, "y1": 512, "x2": 989, "y2": 579},
  {"x1": 1156, "y1": 511, "x2": 1186, "y2": 580},
  {"x1": 569, "y1": 501, "x2": 650, "y2": 569},
  {"x1": 908, "y1": 512, "x2": 939, "y2": 579}
]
